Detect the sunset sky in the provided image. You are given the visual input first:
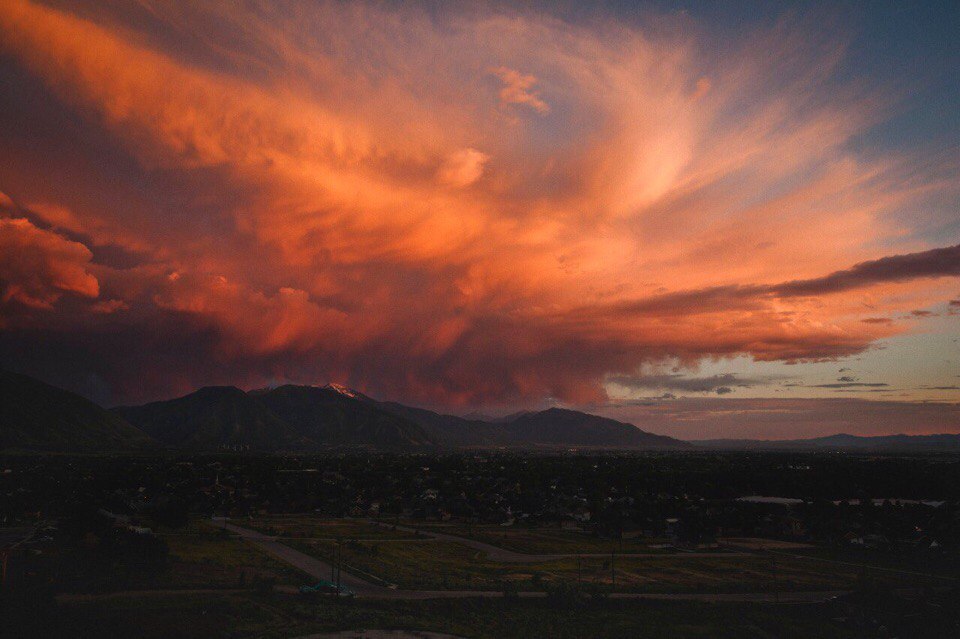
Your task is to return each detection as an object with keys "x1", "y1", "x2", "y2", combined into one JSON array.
[{"x1": 1, "y1": 0, "x2": 958, "y2": 438}]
